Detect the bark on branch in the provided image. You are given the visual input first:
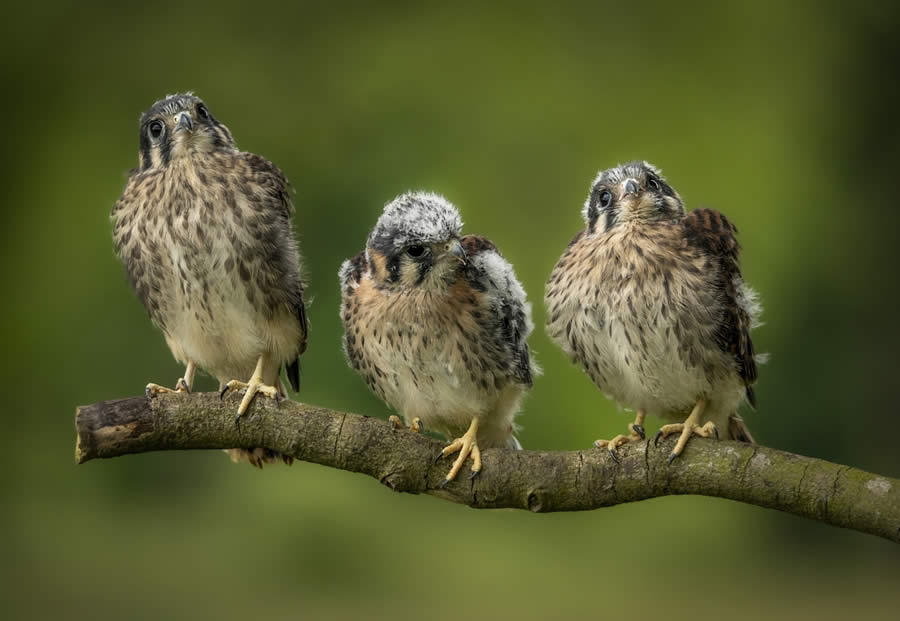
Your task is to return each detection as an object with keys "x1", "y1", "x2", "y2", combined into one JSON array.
[{"x1": 74, "y1": 393, "x2": 900, "y2": 543}]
